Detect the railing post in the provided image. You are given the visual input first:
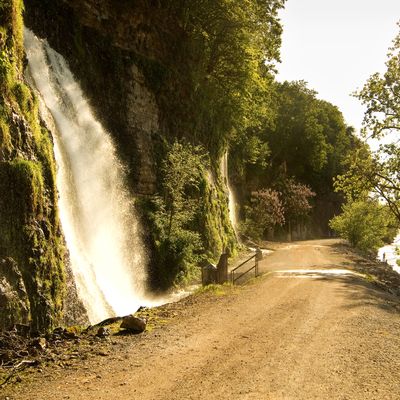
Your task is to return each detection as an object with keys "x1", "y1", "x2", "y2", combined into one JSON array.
[
  {"x1": 255, "y1": 247, "x2": 263, "y2": 277},
  {"x1": 217, "y1": 252, "x2": 229, "y2": 284}
]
